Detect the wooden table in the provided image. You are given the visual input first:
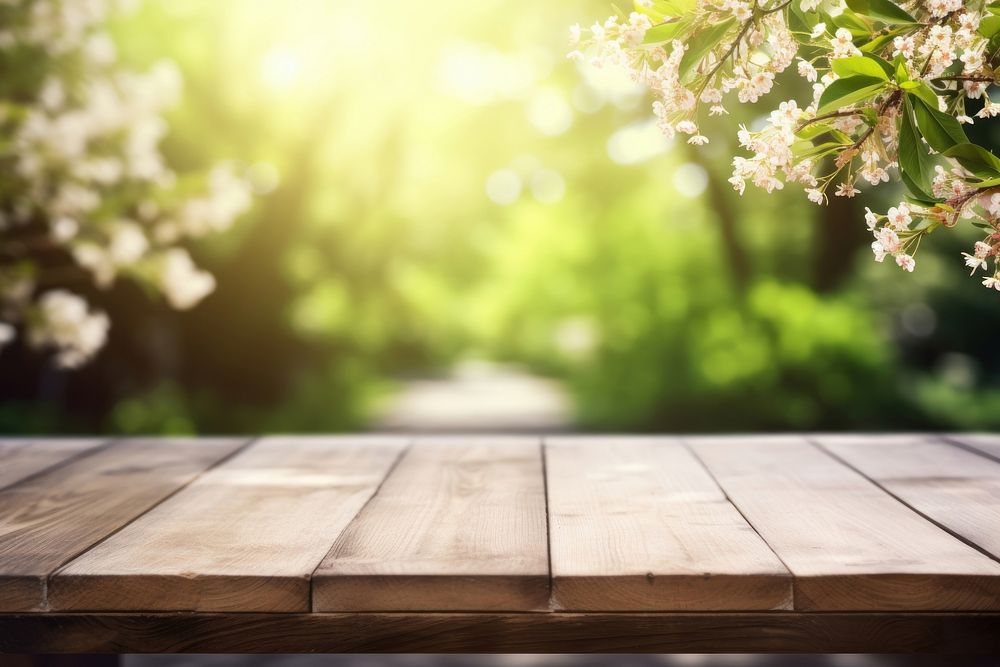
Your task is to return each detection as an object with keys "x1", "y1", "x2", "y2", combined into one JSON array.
[{"x1": 2, "y1": 434, "x2": 1000, "y2": 653}]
